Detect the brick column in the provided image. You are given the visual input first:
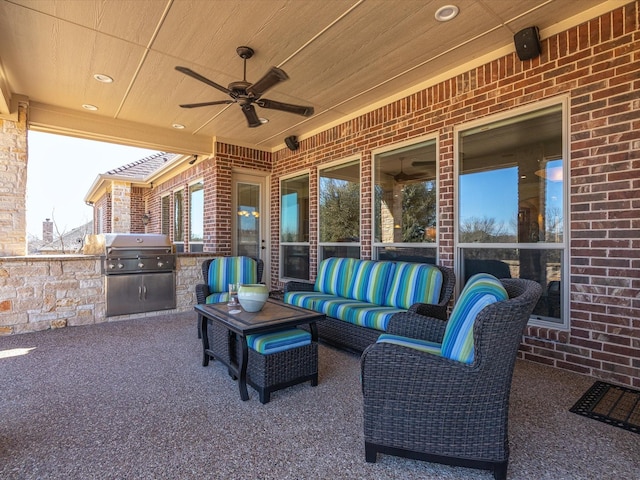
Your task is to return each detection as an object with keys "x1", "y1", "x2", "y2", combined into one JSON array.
[{"x1": 0, "y1": 103, "x2": 28, "y2": 256}]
